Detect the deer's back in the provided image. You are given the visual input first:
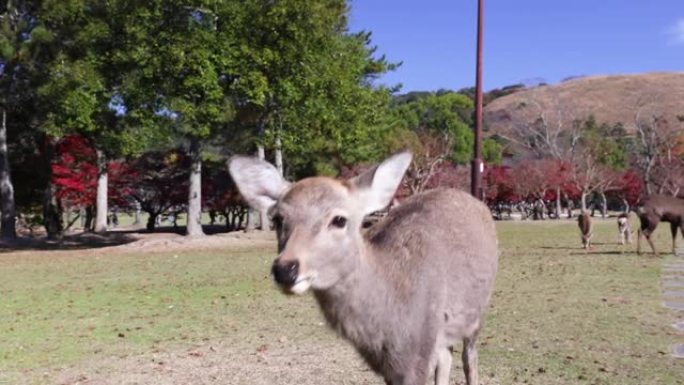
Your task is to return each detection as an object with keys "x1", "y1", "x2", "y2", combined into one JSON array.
[
  {"x1": 365, "y1": 188, "x2": 498, "y2": 338},
  {"x1": 642, "y1": 194, "x2": 684, "y2": 220}
]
